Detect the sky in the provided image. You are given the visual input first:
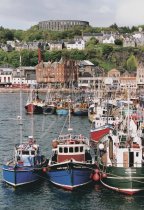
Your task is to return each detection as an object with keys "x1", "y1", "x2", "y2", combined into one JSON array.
[{"x1": 0, "y1": 0, "x2": 144, "y2": 30}]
